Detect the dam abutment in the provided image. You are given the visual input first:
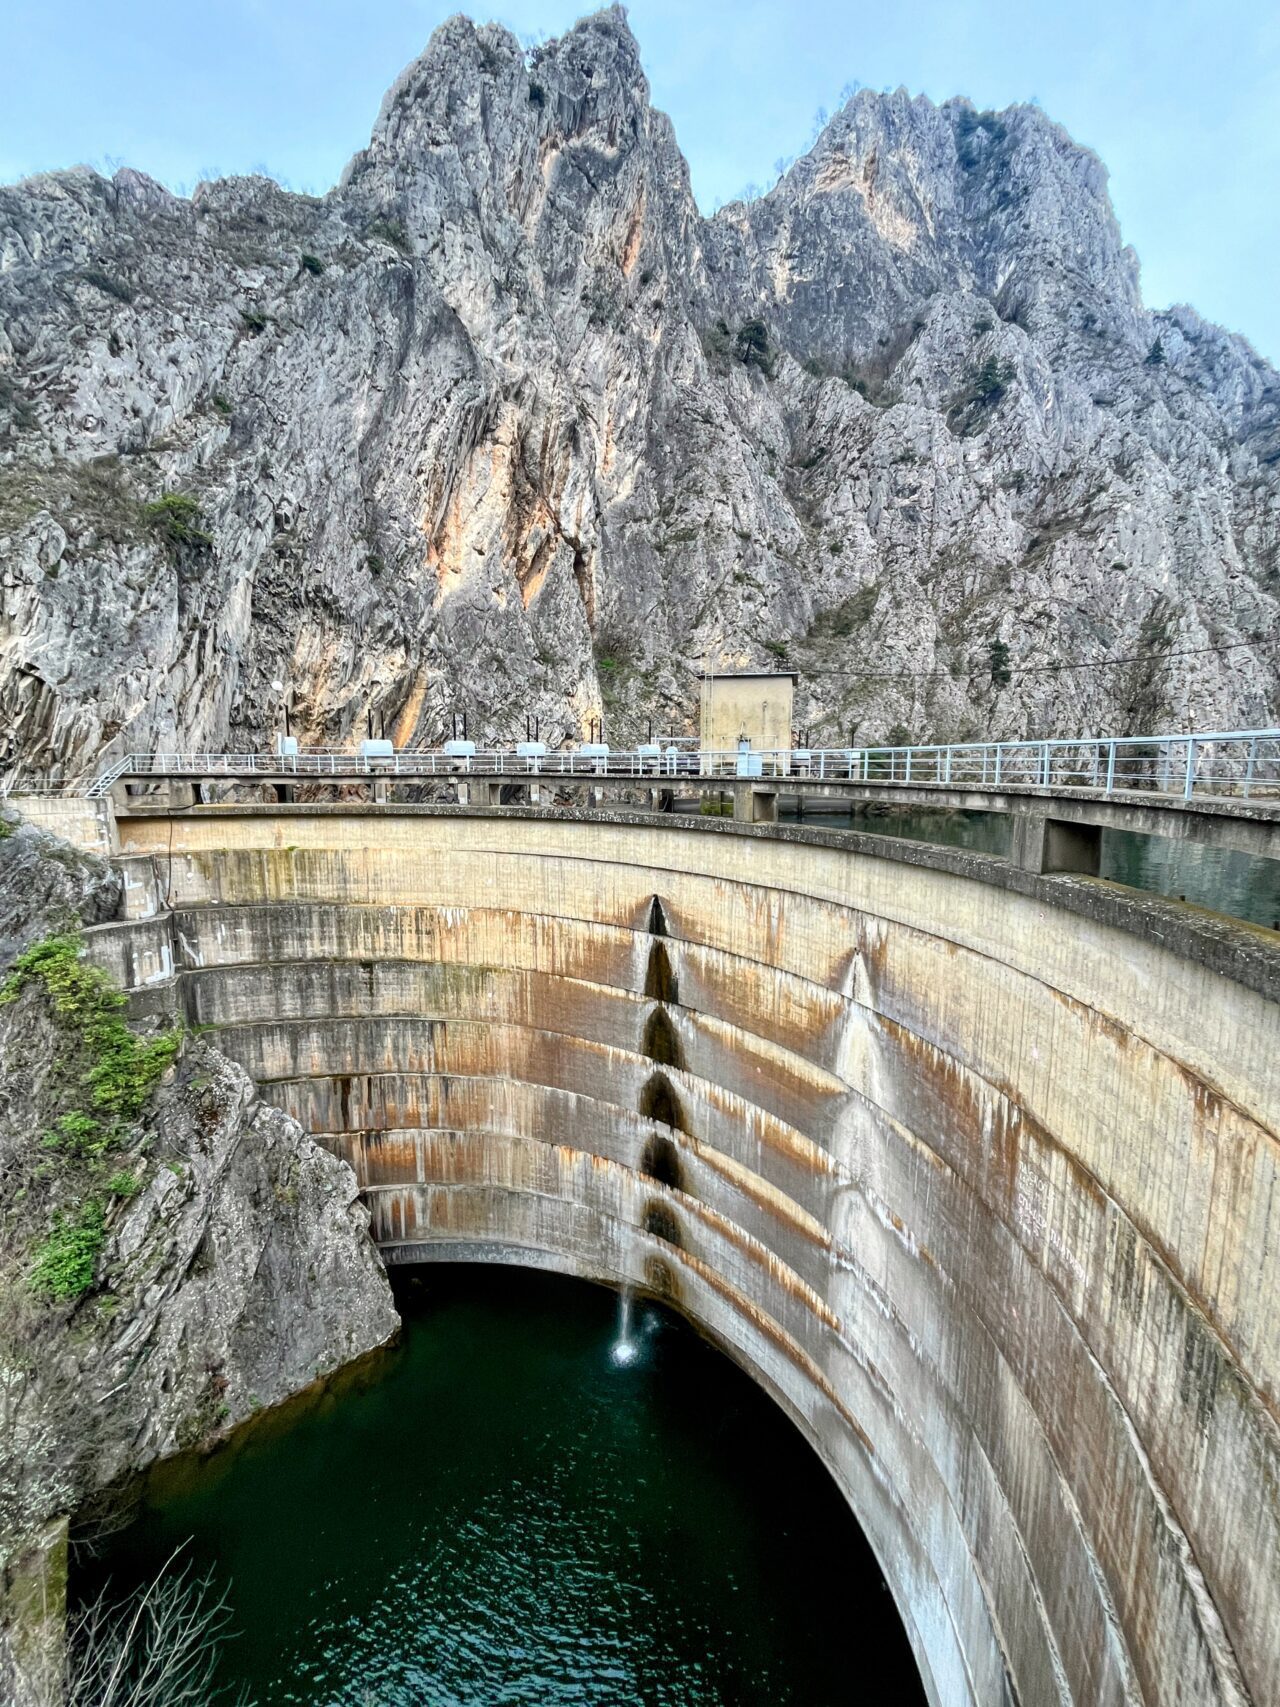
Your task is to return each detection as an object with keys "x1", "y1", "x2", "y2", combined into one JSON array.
[{"x1": 77, "y1": 803, "x2": 1278, "y2": 1707}]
